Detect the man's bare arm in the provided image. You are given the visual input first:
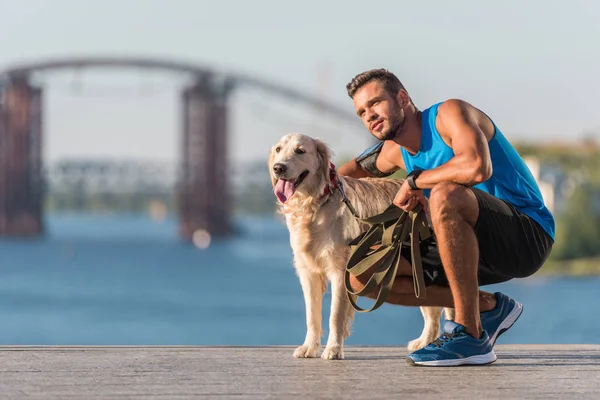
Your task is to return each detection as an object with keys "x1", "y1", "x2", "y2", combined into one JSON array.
[{"x1": 410, "y1": 99, "x2": 493, "y2": 189}]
